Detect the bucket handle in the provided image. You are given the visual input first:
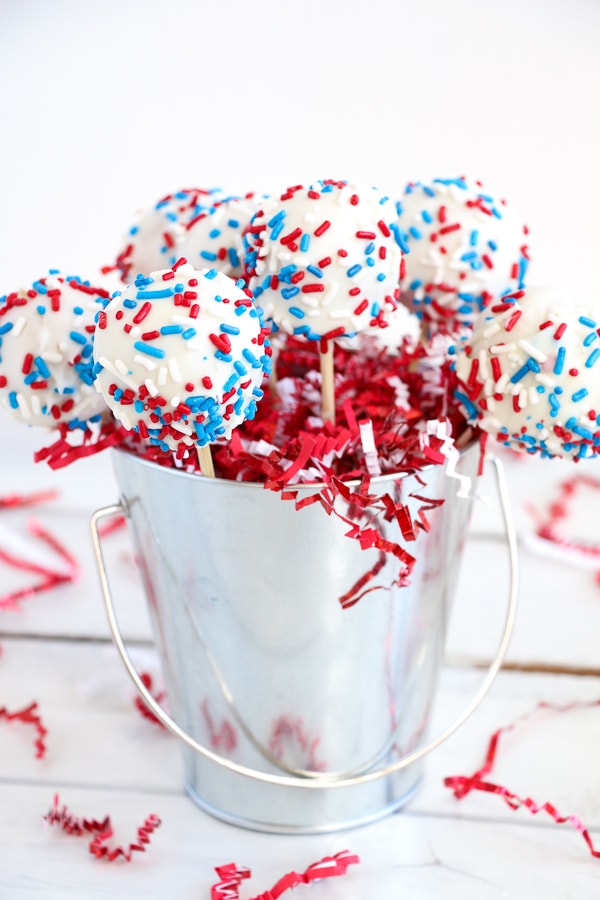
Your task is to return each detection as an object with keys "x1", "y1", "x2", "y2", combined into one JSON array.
[{"x1": 90, "y1": 454, "x2": 518, "y2": 790}]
